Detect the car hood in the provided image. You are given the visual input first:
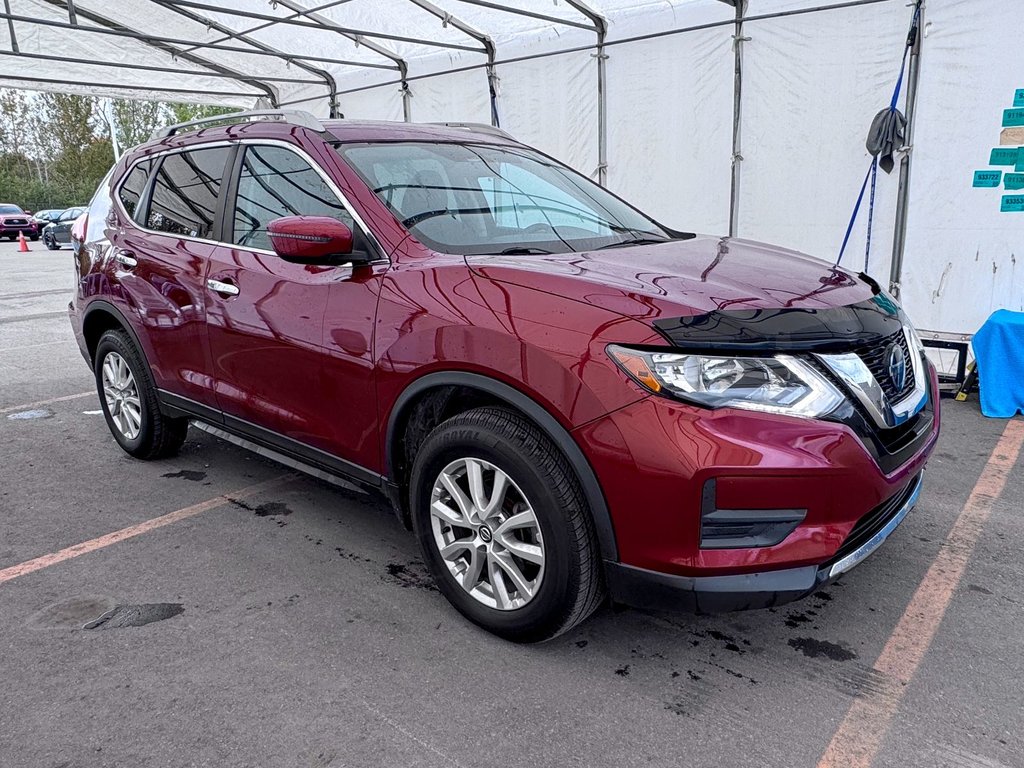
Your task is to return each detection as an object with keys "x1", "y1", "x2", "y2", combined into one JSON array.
[{"x1": 466, "y1": 235, "x2": 879, "y2": 323}]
